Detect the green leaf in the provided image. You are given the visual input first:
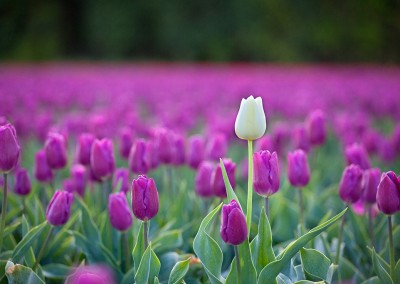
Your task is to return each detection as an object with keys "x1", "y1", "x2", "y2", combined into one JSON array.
[
  {"x1": 371, "y1": 248, "x2": 393, "y2": 284},
  {"x1": 258, "y1": 209, "x2": 347, "y2": 283},
  {"x1": 152, "y1": 230, "x2": 183, "y2": 254},
  {"x1": 193, "y1": 203, "x2": 224, "y2": 284},
  {"x1": 361, "y1": 277, "x2": 382, "y2": 284},
  {"x1": 121, "y1": 267, "x2": 136, "y2": 284},
  {"x1": 251, "y1": 207, "x2": 276, "y2": 274},
  {"x1": 4, "y1": 220, "x2": 21, "y2": 238},
  {"x1": 5, "y1": 261, "x2": 44, "y2": 284},
  {"x1": 300, "y1": 248, "x2": 331, "y2": 281},
  {"x1": 12, "y1": 221, "x2": 48, "y2": 263},
  {"x1": 294, "y1": 281, "x2": 324, "y2": 284},
  {"x1": 76, "y1": 197, "x2": 101, "y2": 244},
  {"x1": 41, "y1": 263, "x2": 71, "y2": 279},
  {"x1": 219, "y1": 159, "x2": 240, "y2": 205},
  {"x1": 225, "y1": 258, "x2": 238, "y2": 284},
  {"x1": 395, "y1": 259, "x2": 400, "y2": 284},
  {"x1": 133, "y1": 222, "x2": 145, "y2": 272},
  {"x1": 135, "y1": 244, "x2": 161, "y2": 284},
  {"x1": 168, "y1": 257, "x2": 191, "y2": 284}
]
